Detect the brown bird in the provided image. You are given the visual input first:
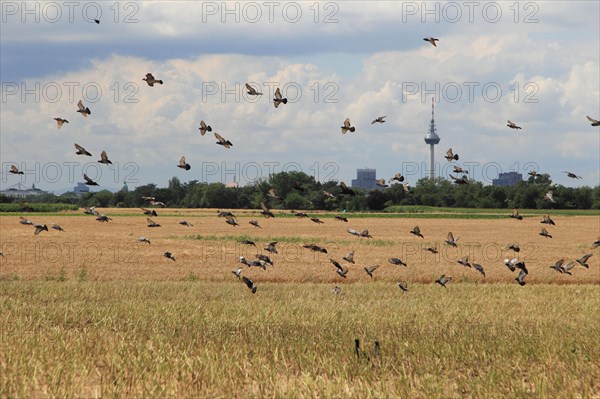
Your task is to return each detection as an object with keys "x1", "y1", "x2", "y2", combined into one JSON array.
[
  {"x1": 9, "y1": 165, "x2": 24, "y2": 175},
  {"x1": 341, "y1": 118, "x2": 356, "y2": 134},
  {"x1": 563, "y1": 171, "x2": 581, "y2": 179},
  {"x1": 509, "y1": 209, "x2": 523, "y2": 220},
  {"x1": 397, "y1": 281, "x2": 409, "y2": 292},
  {"x1": 445, "y1": 232, "x2": 460, "y2": 246},
  {"x1": 33, "y1": 223, "x2": 48, "y2": 235},
  {"x1": 423, "y1": 37, "x2": 439, "y2": 46},
  {"x1": 389, "y1": 173, "x2": 405, "y2": 183},
  {"x1": 264, "y1": 242, "x2": 278, "y2": 254},
  {"x1": 343, "y1": 251, "x2": 355, "y2": 264},
  {"x1": 586, "y1": 116, "x2": 600, "y2": 126},
  {"x1": 177, "y1": 156, "x2": 191, "y2": 170},
  {"x1": 147, "y1": 218, "x2": 161, "y2": 227},
  {"x1": 576, "y1": 254, "x2": 592, "y2": 268},
  {"x1": 141, "y1": 208, "x2": 158, "y2": 216},
  {"x1": 364, "y1": 265, "x2": 379, "y2": 278},
  {"x1": 273, "y1": 87, "x2": 287, "y2": 108},
  {"x1": 199, "y1": 120, "x2": 212, "y2": 135},
  {"x1": 76, "y1": 99, "x2": 90, "y2": 116},
  {"x1": 506, "y1": 243, "x2": 520, "y2": 252},
  {"x1": 75, "y1": 143, "x2": 92, "y2": 156},
  {"x1": 178, "y1": 220, "x2": 193, "y2": 227},
  {"x1": 98, "y1": 150, "x2": 112, "y2": 165},
  {"x1": 268, "y1": 188, "x2": 283, "y2": 201},
  {"x1": 528, "y1": 171, "x2": 539, "y2": 177},
  {"x1": 339, "y1": 182, "x2": 355, "y2": 196},
  {"x1": 249, "y1": 220, "x2": 261, "y2": 228},
  {"x1": 311, "y1": 217, "x2": 324, "y2": 224},
  {"x1": 245, "y1": 83, "x2": 262, "y2": 96},
  {"x1": 225, "y1": 216, "x2": 239, "y2": 226},
  {"x1": 541, "y1": 214, "x2": 555, "y2": 225},
  {"x1": 444, "y1": 148, "x2": 459, "y2": 162},
  {"x1": 303, "y1": 243, "x2": 327, "y2": 253},
  {"x1": 435, "y1": 274, "x2": 451, "y2": 287},
  {"x1": 410, "y1": 226, "x2": 423, "y2": 238},
  {"x1": 335, "y1": 215, "x2": 348, "y2": 222},
  {"x1": 539, "y1": 227, "x2": 552, "y2": 238},
  {"x1": 452, "y1": 166, "x2": 468, "y2": 174},
  {"x1": 376, "y1": 178, "x2": 388, "y2": 188},
  {"x1": 457, "y1": 256, "x2": 471, "y2": 267},
  {"x1": 260, "y1": 202, "x2": 275, "y2": 218},
  {"x1": 371, "y1": 116, "x2": 386, "y2": 124},
  {"x1": 449, "y1": 174, "x2": 468, "y2": 185},
  {"x1": 54, "y1": 117, "x2": 69, "y2": 129},
  {"x1": 214, "y1": 132, "x2": 233, "y2": 148},
  {"x1": 143, "y1": 73, "x2": 163, "y2": 86},
  {"x1": 507, "y1": 120, "x2": 522, "y2": 130},
  {"x1": 83, "y1": 173, "x2": 99, "y2": 186}
]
